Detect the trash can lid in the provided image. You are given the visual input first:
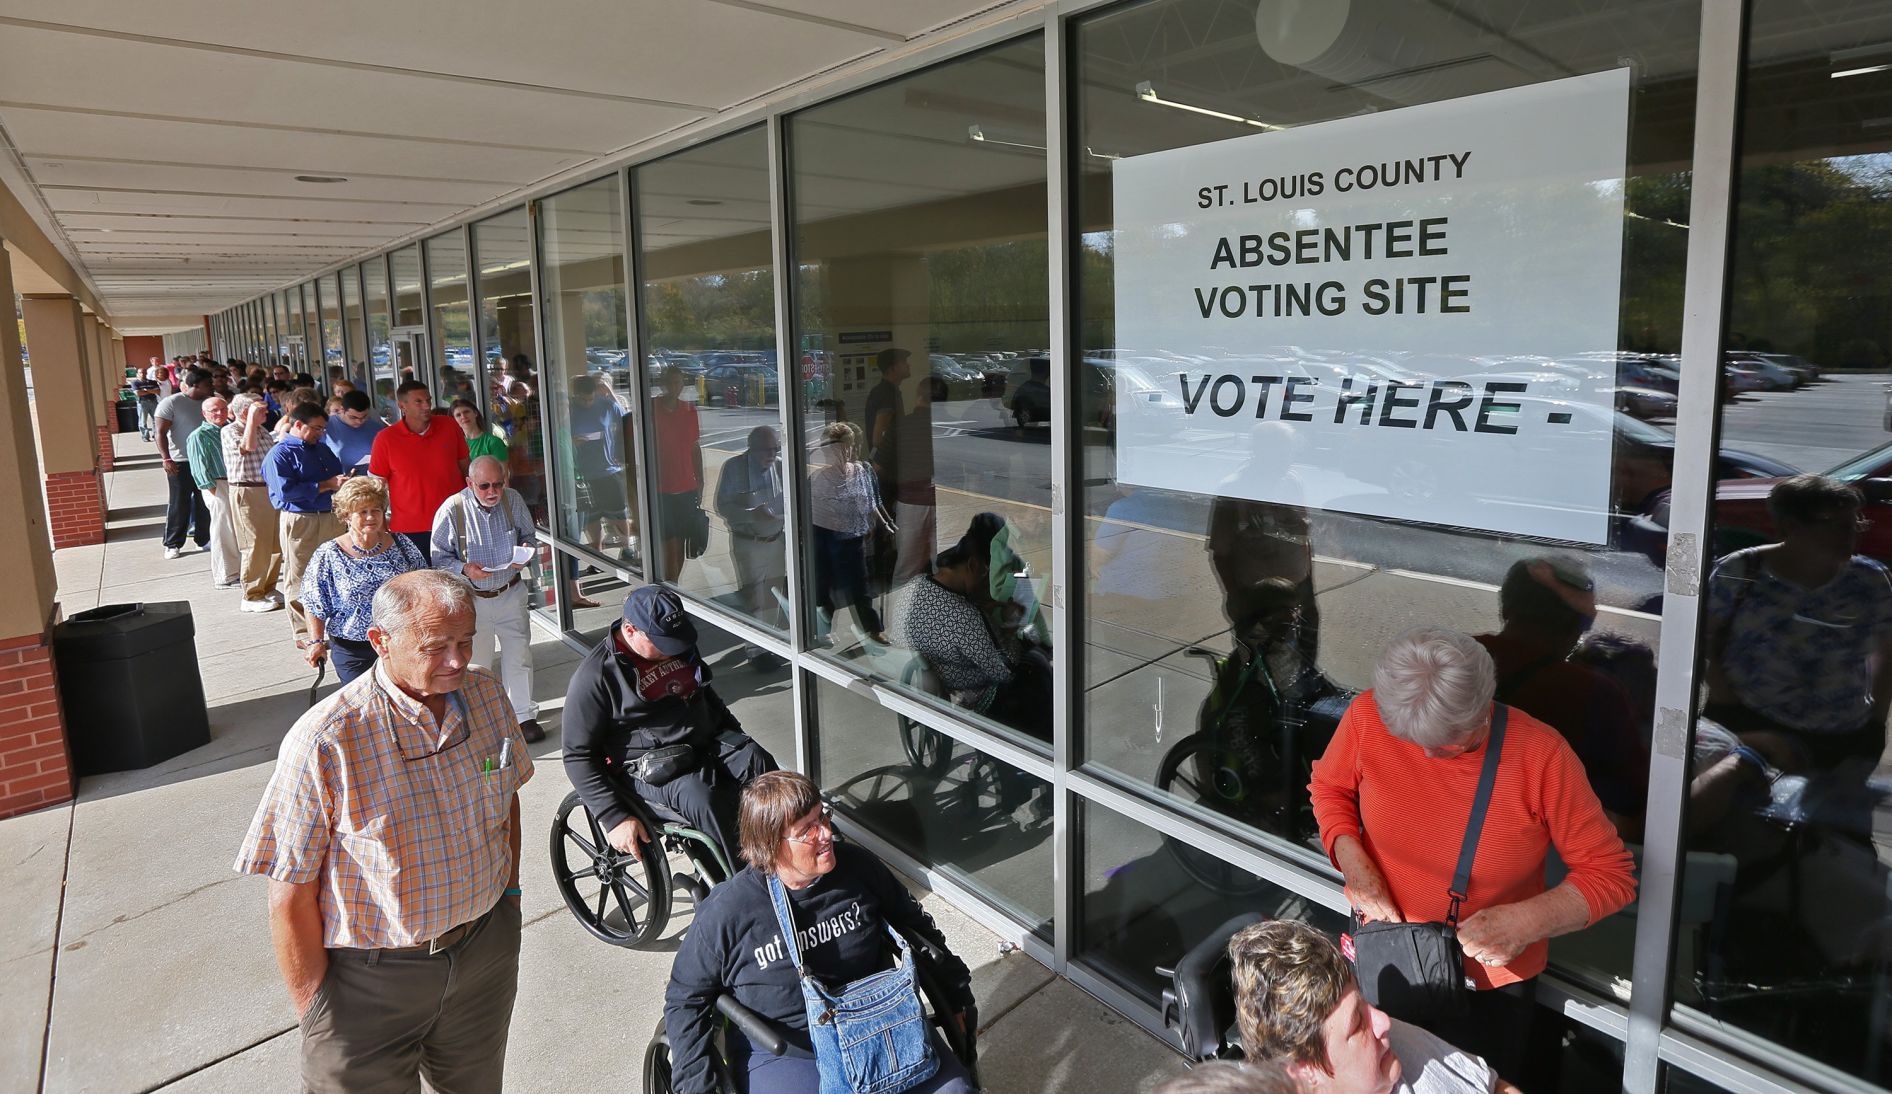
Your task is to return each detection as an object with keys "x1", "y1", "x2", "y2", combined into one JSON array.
[{"x1": 54, "y1": 602, "x2": 197, "y2": 661}]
